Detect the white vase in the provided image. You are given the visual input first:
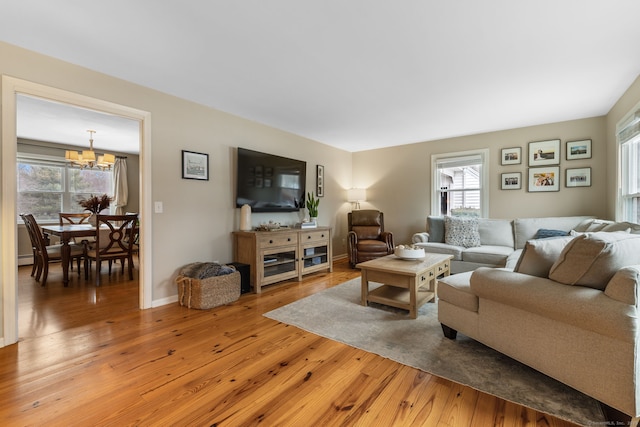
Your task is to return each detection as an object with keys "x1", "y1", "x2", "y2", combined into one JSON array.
[
  {"x1": 240, "y1": 204, "x2": 252, "y2": 231},
  {"x1": 88, "y1": 213, "x2": 97, "y2": 227}
]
